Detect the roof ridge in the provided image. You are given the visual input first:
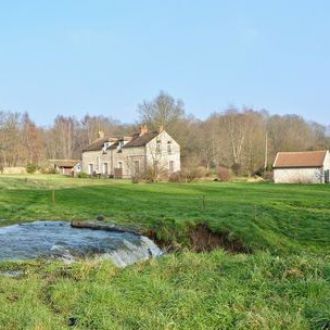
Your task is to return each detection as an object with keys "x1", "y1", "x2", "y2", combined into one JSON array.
[{"x1": 278, "y1": 150, "x2": 327, "y2": 154}]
